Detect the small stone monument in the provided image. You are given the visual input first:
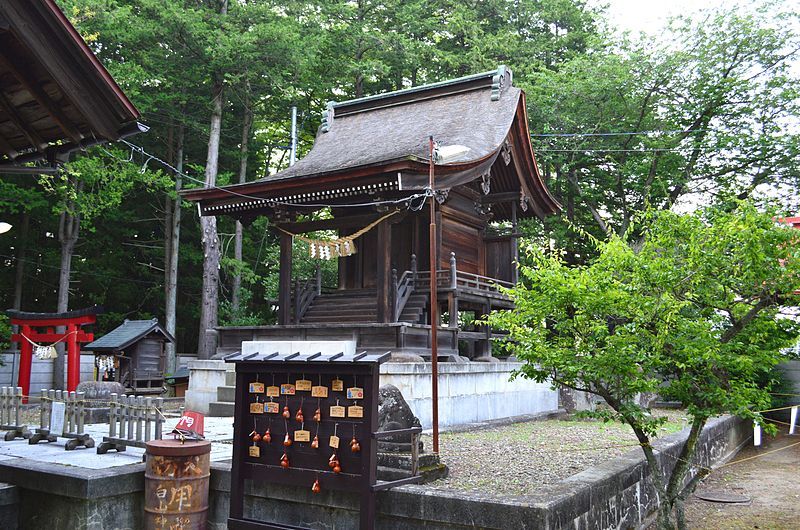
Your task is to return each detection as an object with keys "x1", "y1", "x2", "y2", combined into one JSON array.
[
  {"x1": 76, "y1": 381, "x2": 125, "y2": 423},
  {"x1": 376, "y1": 384, "x2": 447, "y2": 482},
  {"x1": 377, "y1": 384, "x2": 422, "y2": 452}
]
